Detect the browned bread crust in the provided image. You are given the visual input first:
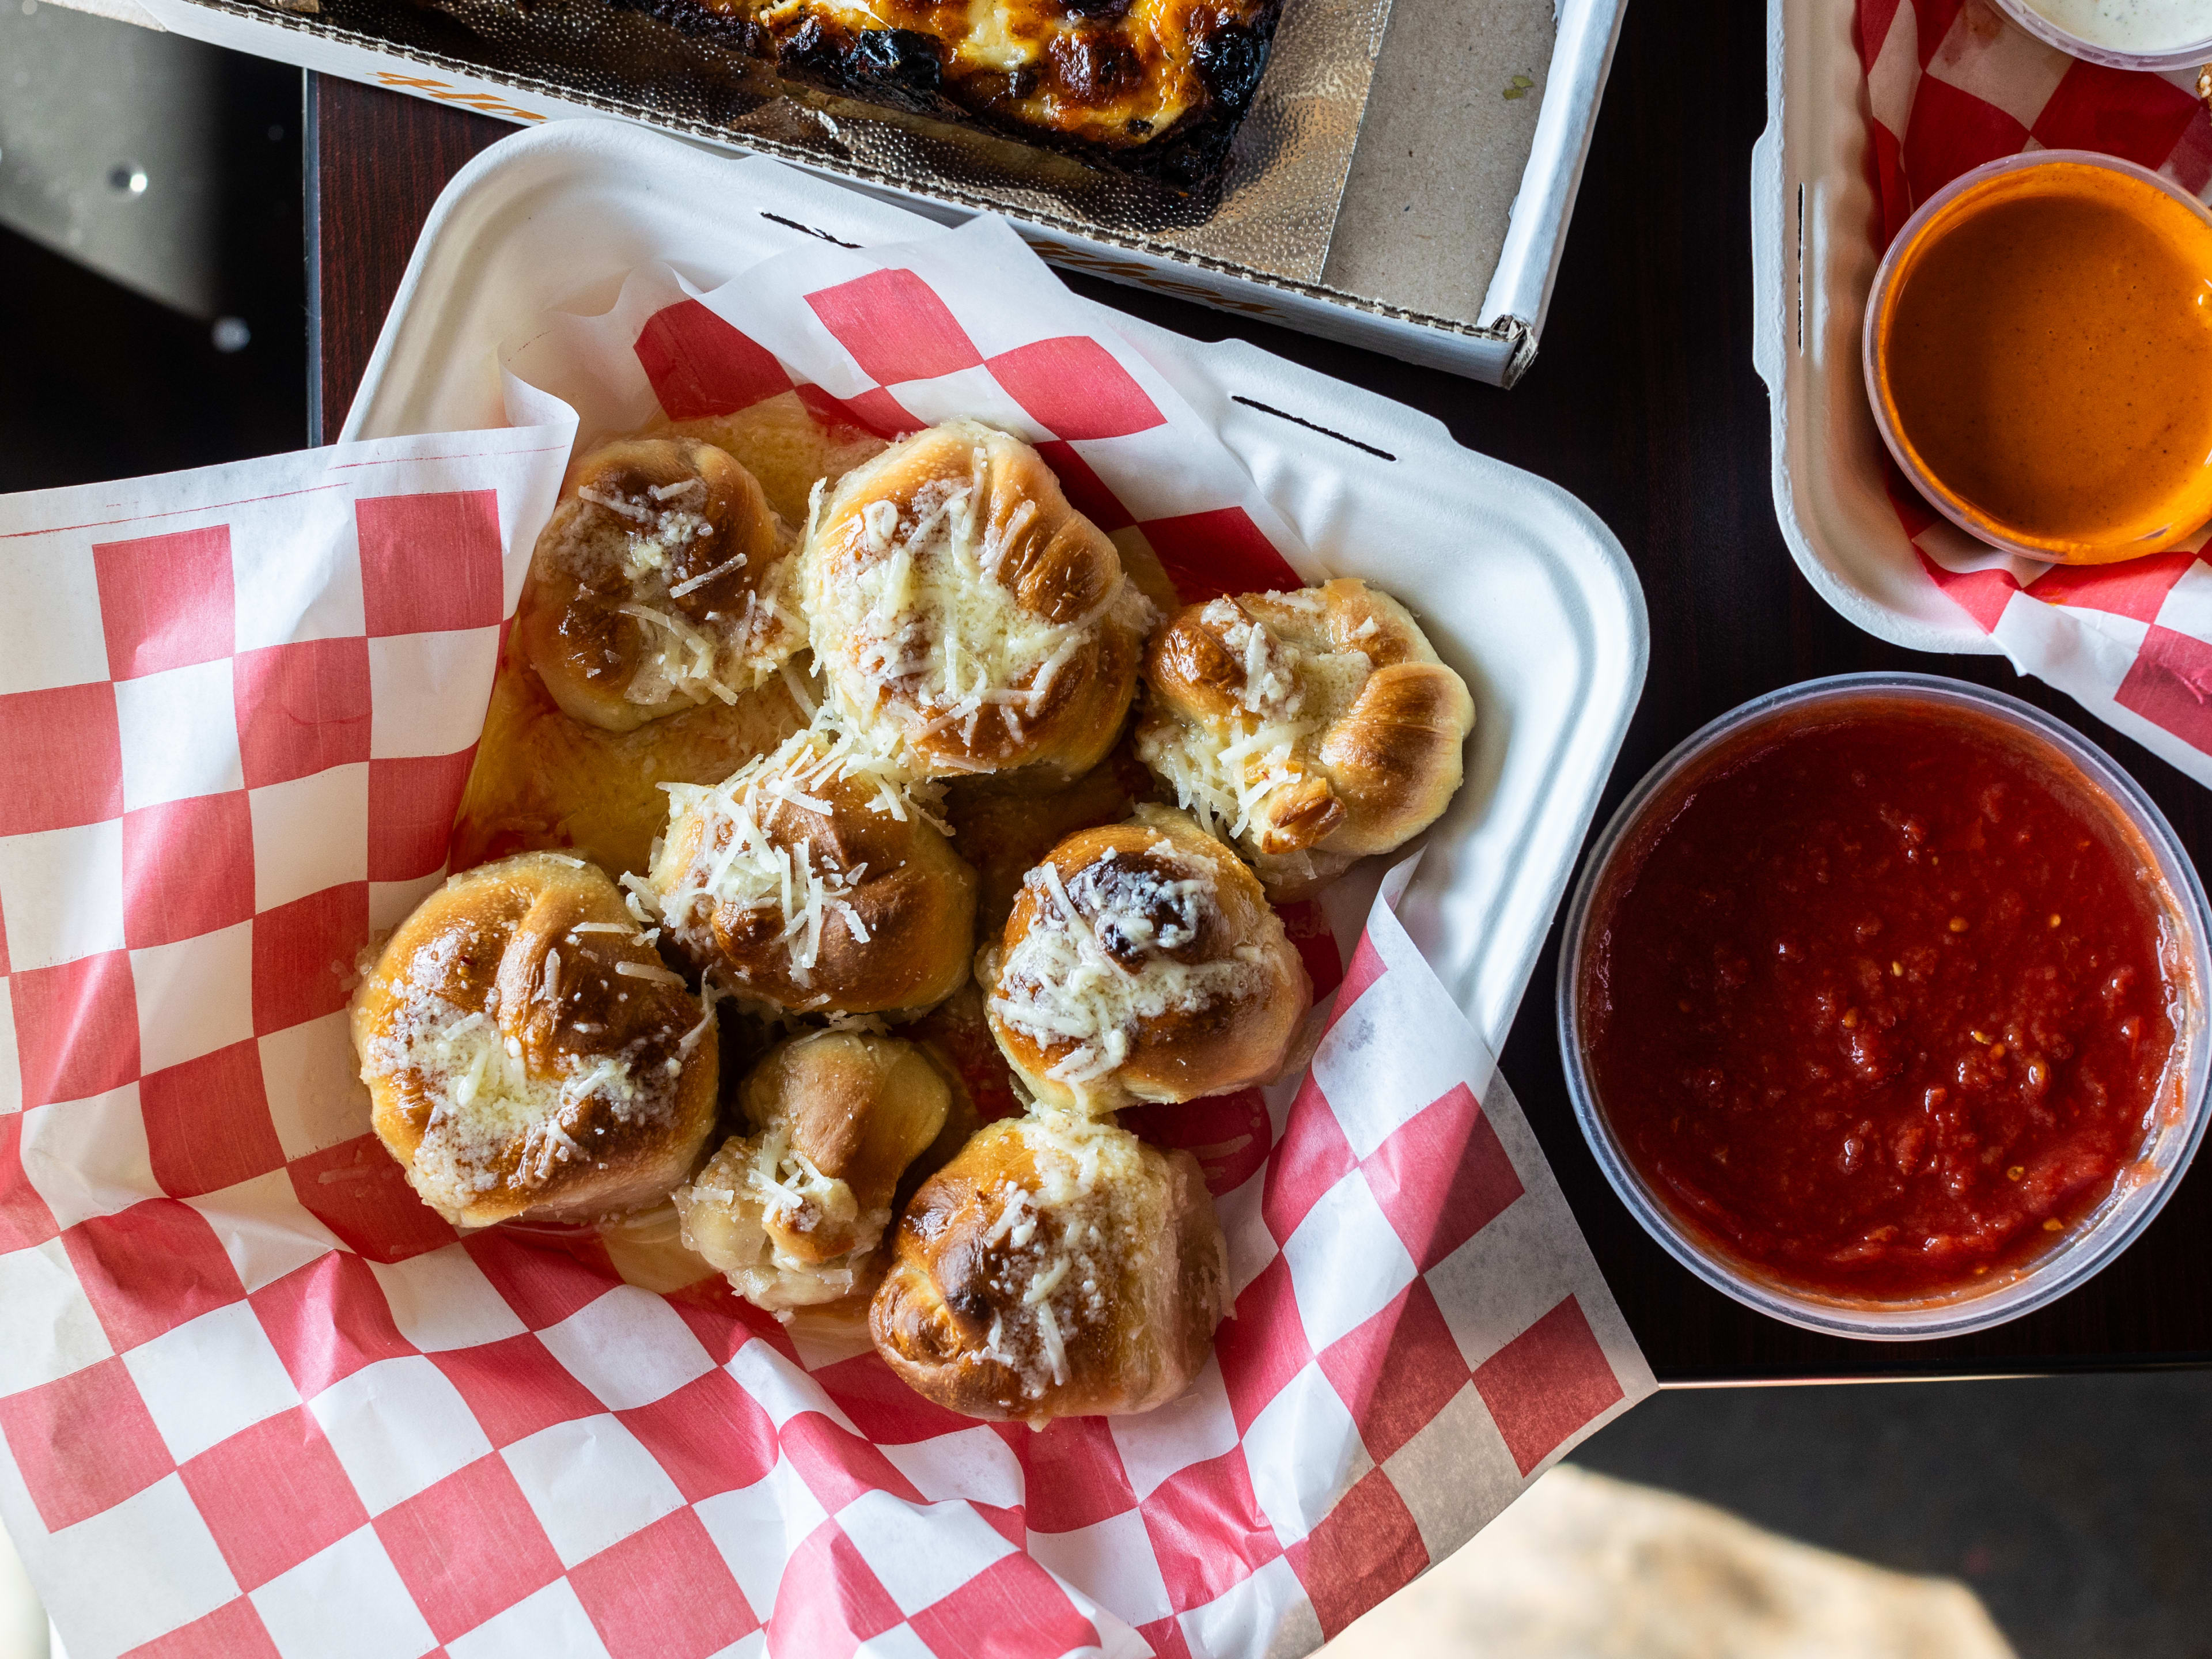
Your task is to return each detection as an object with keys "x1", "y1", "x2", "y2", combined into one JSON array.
[
  {"x1": 801, "y1": 420, "x2": 1152, "y2": 783},
  {"x1": 351, "y1": 852, "x2": 719, "y2": 1227},
  {"x1": 977, "y1": 803, "x2": 1309, "y2": 1113},
  {"x1": 518, "y1": 437, "x2": 799, "y2": 732},
  {"x1": 870, "y1": 1114, "x2": 1226, "y2": 1420},
  {"x1": 1138, "y1": 577, "x2": 1476, "y2": 898},
  {"x1": 450, "y1": 625, "x2": 809, "y2": 882},
  {"x1": 944, "y1": 731, "x2": 1161, "y2": 938},
  {"x1": 642, "y1": 729, "x2": 978, "y2": 1014}
]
